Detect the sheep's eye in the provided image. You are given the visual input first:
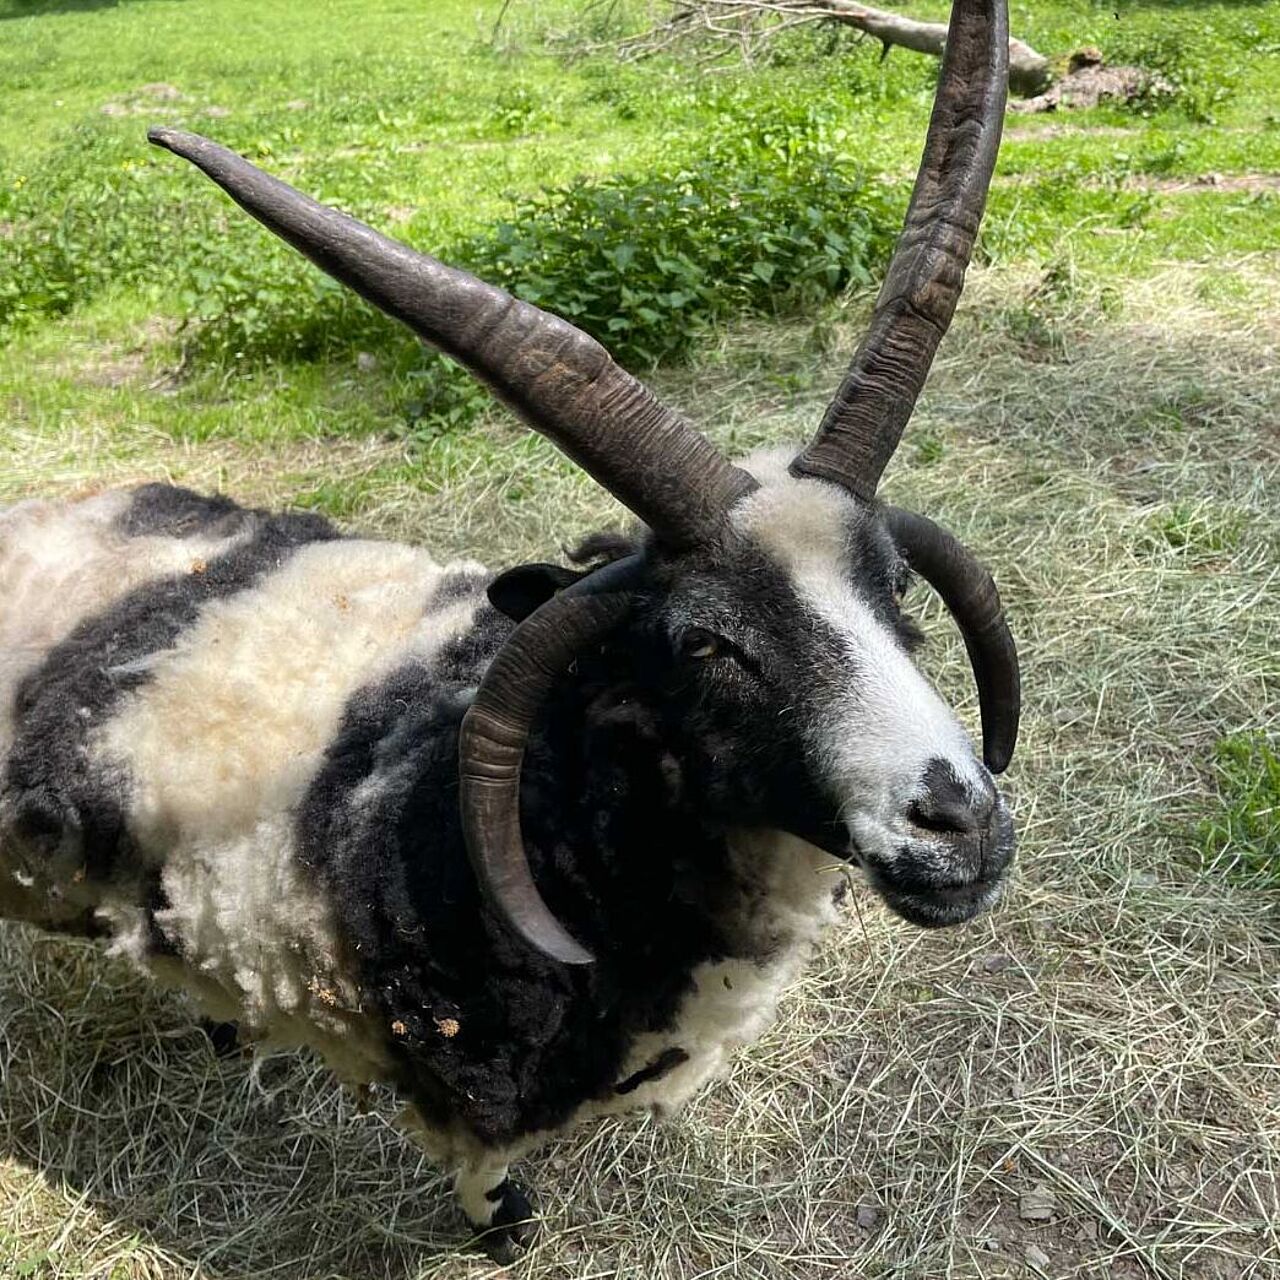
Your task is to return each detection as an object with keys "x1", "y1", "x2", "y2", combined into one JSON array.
[{"x1": 680, "y1": 629, "x2": 721, "y2": 661}]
